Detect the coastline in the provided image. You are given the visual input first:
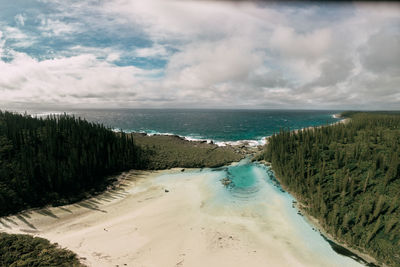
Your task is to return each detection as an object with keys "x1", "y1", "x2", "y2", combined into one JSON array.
[
  {"x1": 259, "y1": 114, "x2": 383, "y2": 267},
  {"x1": 127, "y1": 130, "x2": 268, "y2": 148},
  {"x1": 129, "y1": 113, "x2": 344, "y2": 161},
  {"x1": 118, "y1": 112, "x2": 342, "y2": 149},
  {"x1": 0, "y1": 112, "x2": 368, "y2": 266},
  {"x1": 262, "y1": 164, "x2": 381, "y2": 267},
  {"x1": 297, "y1": 203, "x2": 381, "y2": 266},
  {"x1": 332, "y1": 113, "x2": 350, "y2": 125},
  {"x1": 1, "y1": 166, "x2": 362, "y2": 267}
]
